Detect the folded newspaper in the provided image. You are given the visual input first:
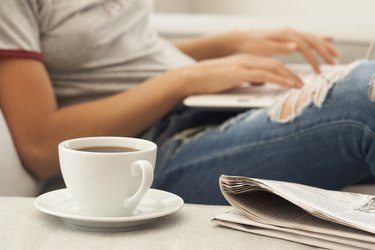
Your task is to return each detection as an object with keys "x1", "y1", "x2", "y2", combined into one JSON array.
[{"x1": 212, "y1": 175, "x2": 375, "y2": 250}]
